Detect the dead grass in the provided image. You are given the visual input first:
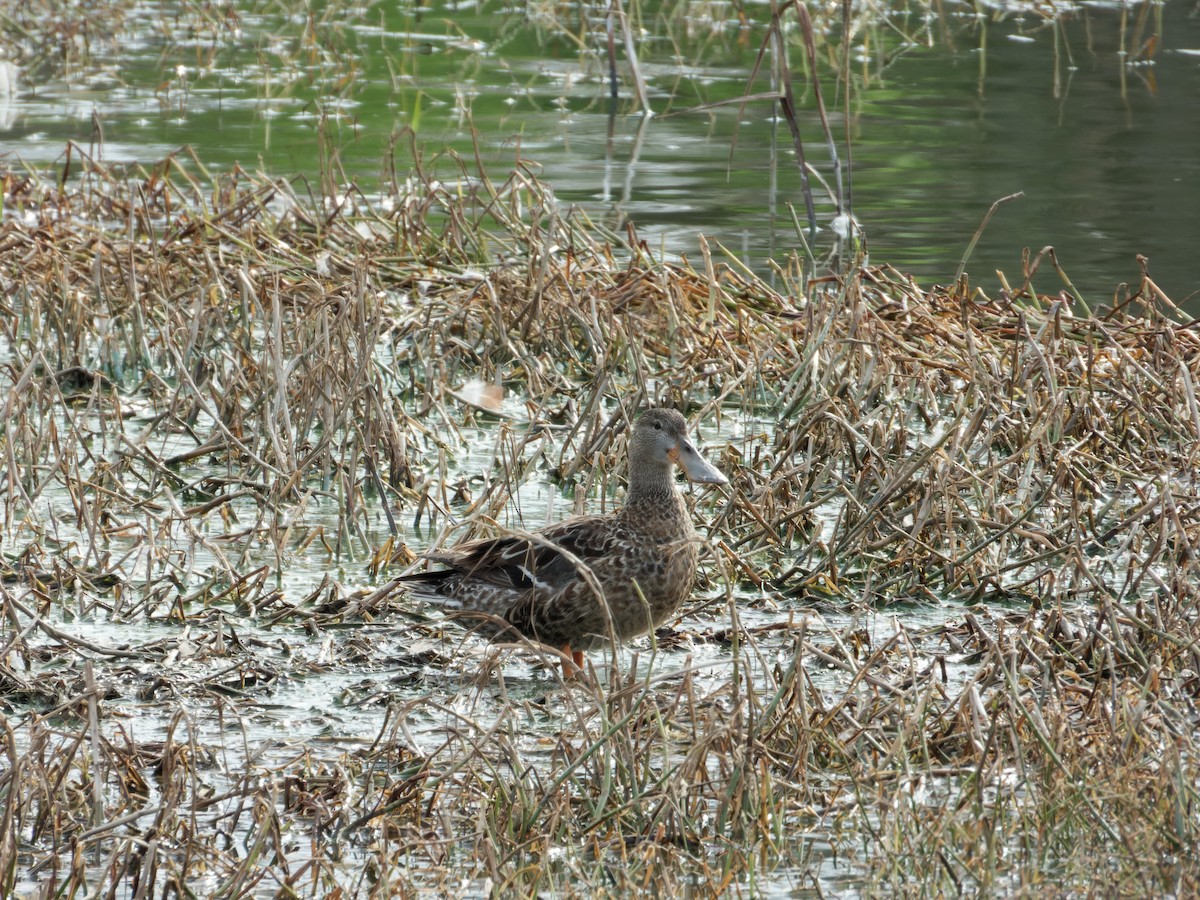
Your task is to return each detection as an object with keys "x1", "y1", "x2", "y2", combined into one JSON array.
[{"x1": 0, "y1": 149, "x2": 1198, "y2": 896}]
